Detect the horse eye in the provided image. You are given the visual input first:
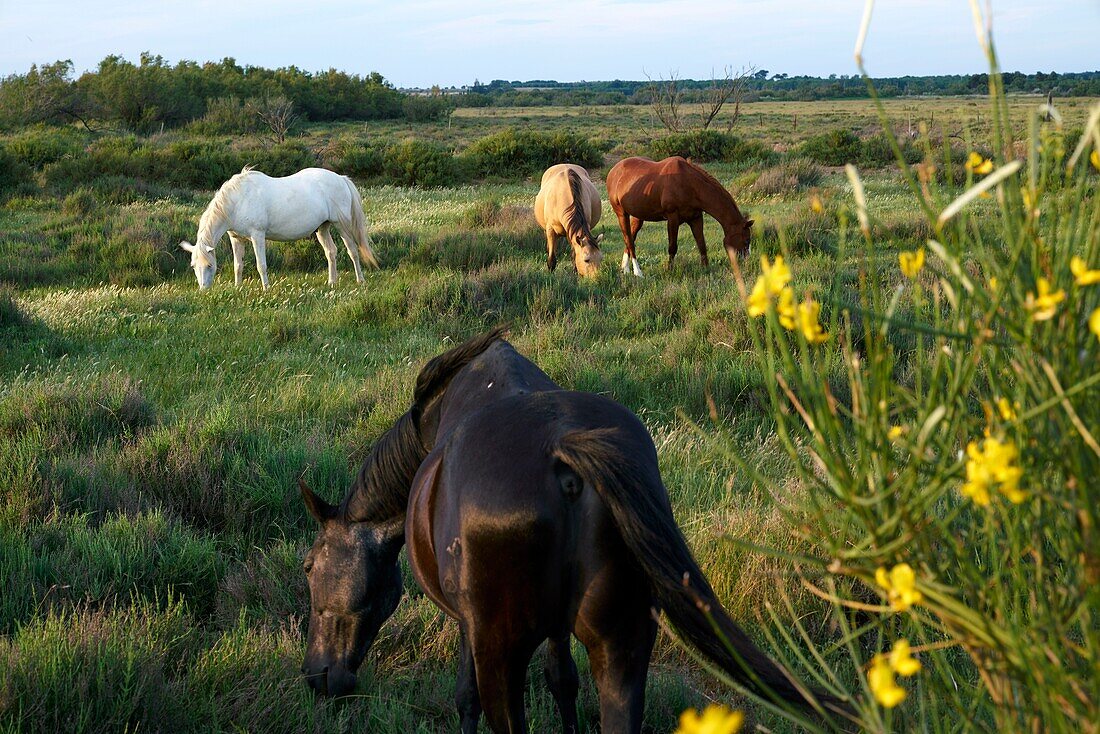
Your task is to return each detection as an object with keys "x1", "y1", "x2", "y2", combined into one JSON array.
[{"x1": 303, "y1": 557, "x2": 314, "y2": 573}]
